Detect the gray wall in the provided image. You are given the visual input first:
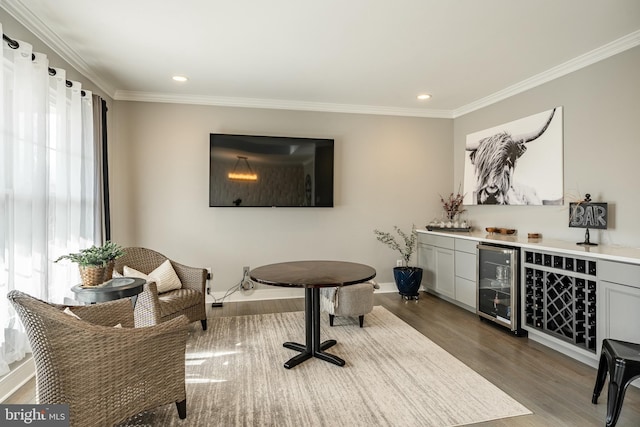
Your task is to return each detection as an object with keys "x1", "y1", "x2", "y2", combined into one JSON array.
[
  {"x1": 454, "y1": 46, "x2": 640, "y2": 247},
  {"x1": 110, "y1": 103, "x2": 453, "y2": 292}
]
